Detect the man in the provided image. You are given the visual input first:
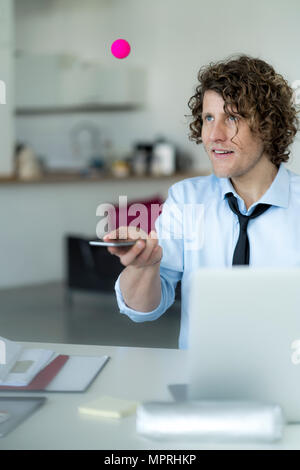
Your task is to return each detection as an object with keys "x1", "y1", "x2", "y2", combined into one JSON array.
[{"x1": 104, "y1": 54, "x2": 300, "y2": 349}]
